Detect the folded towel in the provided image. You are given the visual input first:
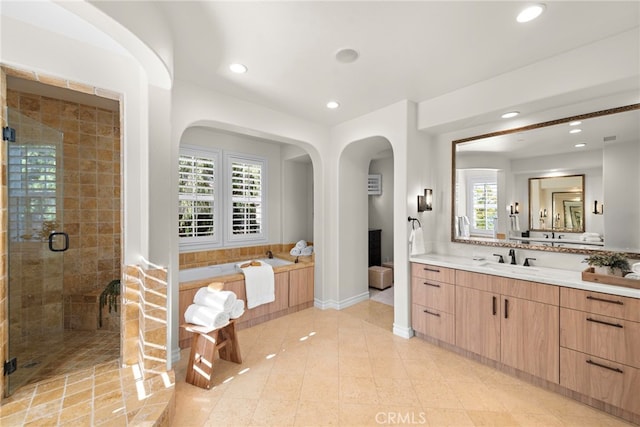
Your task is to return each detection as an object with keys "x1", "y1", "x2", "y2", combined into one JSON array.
[
  {"x1": 290, "y1": 247, "x2": 302, "y2": 256},
  {"x1": 184, "y1": 304, "x2": 230, "y2": 329},
  {"x1": 230, "y1": 299, "x2": 245, "y2": 319},
  {"x1": 239, "y1": 260, "x2": 275, "y2": 309},
  {"x1": 301, "y1": 245, "x2": 313, "y2": 256},
  {"x1": 632, "y1": 262, "x2": 640, "y2": 275},
  {"x1": 295, "y1": 240, "x2": 307, "y2": 249},
  {"x1": 584, "y1": 237, "x2": 603, "y2": 242},
  {"x1": 193, "y1": 287, "x2": 237, "y2": 311}
]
